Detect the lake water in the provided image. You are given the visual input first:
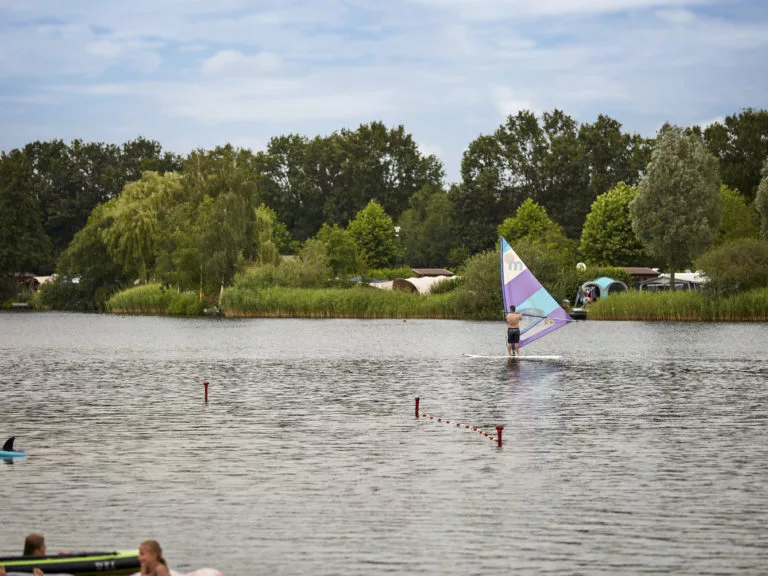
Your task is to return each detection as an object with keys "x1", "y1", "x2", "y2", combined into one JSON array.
[{"x1": 1, "y1": 312, "x2": 767, "y2": 575}]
